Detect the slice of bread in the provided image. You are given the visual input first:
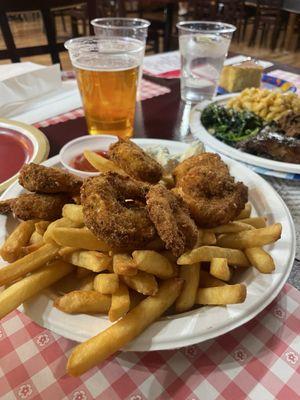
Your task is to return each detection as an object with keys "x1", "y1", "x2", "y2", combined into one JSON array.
[{"x1": 219, "y1": 61, "x2": 263, "y2": 92}]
